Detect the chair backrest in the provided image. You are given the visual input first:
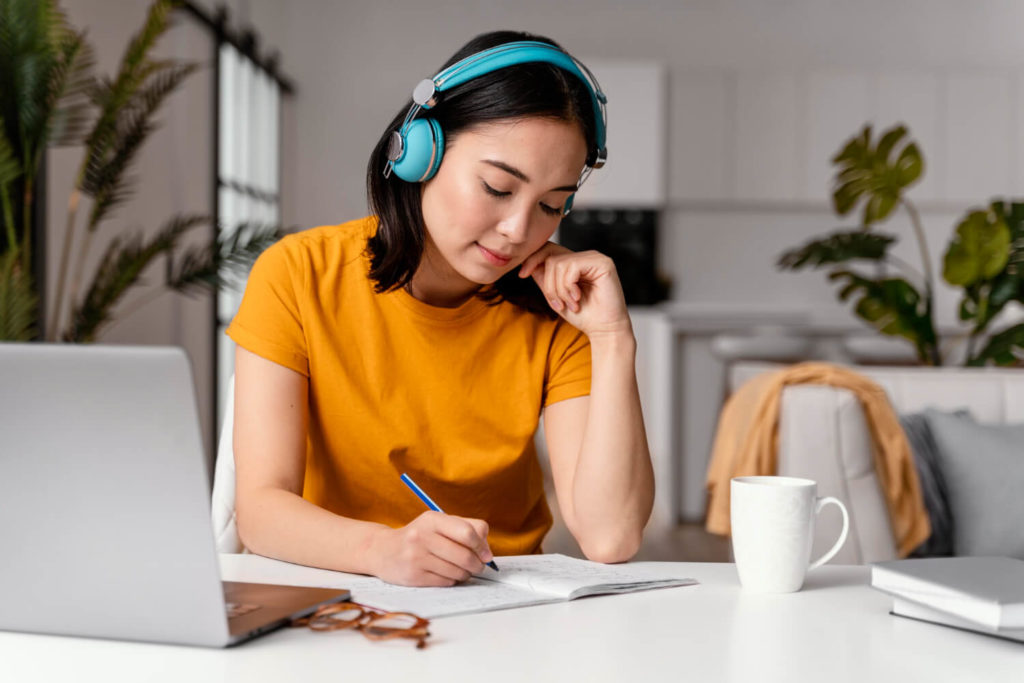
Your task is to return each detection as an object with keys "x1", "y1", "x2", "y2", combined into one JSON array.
[
  {"x1": 729, "y1": 361, "x2": 1024, "y2": 564},
  {"x1": 731, "y1": 362, "x2": 1024, "y2": 421},
  {"x1": 211, "y1": 375, "x2": 244, "y2": 553}
]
